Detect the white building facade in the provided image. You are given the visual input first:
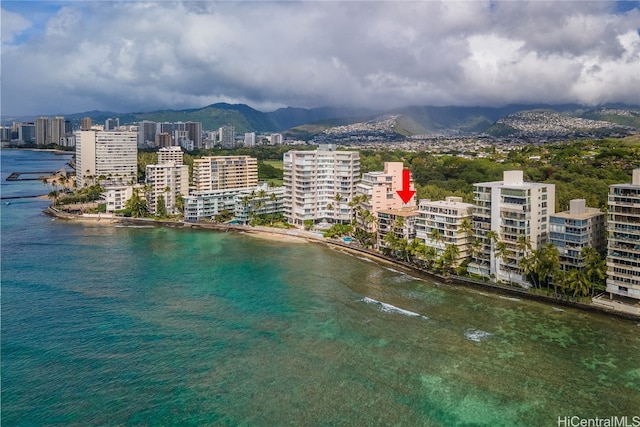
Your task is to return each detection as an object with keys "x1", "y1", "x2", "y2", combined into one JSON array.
[
  {"x1": 283, "y1": 145, "x2": 360, "y2": 226},
  {"x1": 146, "y1": 151, "x2": 189, "y2": 216},
  {"x1": 76, "y1": 130, "x2": 137, "y2": 188},
  {"x1": 416, "y1": 196, "x2": 475, "y2": 262},
  {"x1": 606, "y1": 169, "x2": 640, "y2": 300},
  {"x1": 468, "y1": 170, "x2": 555, "y2": 285}
]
